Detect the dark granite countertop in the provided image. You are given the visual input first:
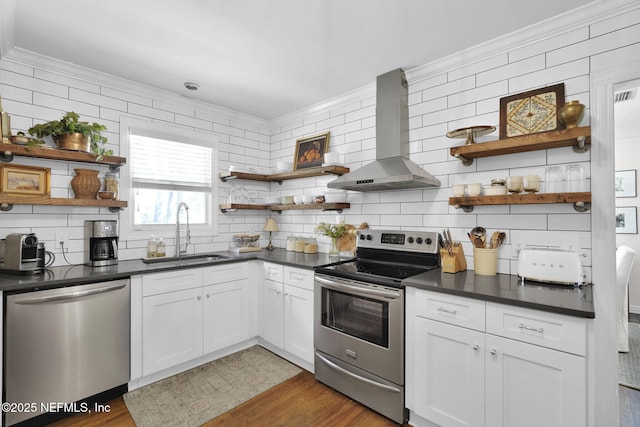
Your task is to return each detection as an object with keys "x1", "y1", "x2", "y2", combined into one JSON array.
[
  {"x1": 403, "y1": 269, "x2": 595, "y2": 319},
  {"x1": 0, "y1": 249, "x2": 348, "y2": 293}
]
